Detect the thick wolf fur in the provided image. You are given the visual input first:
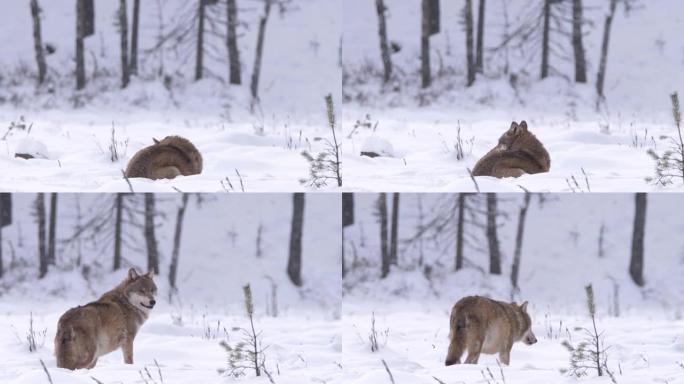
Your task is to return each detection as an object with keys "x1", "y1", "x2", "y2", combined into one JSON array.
[
  {"x1": 125, "y1": 136, "x2": 203, "y2": 180},
  {"x1": 444, "y1": 296, "x2": 537, "y2": 366},
  {"x1": 472, "y1": 121, "x2": 550, "y2": 178},
  {"x1": 54, "y1": 269, "x2": 157, "y2": 370}
]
